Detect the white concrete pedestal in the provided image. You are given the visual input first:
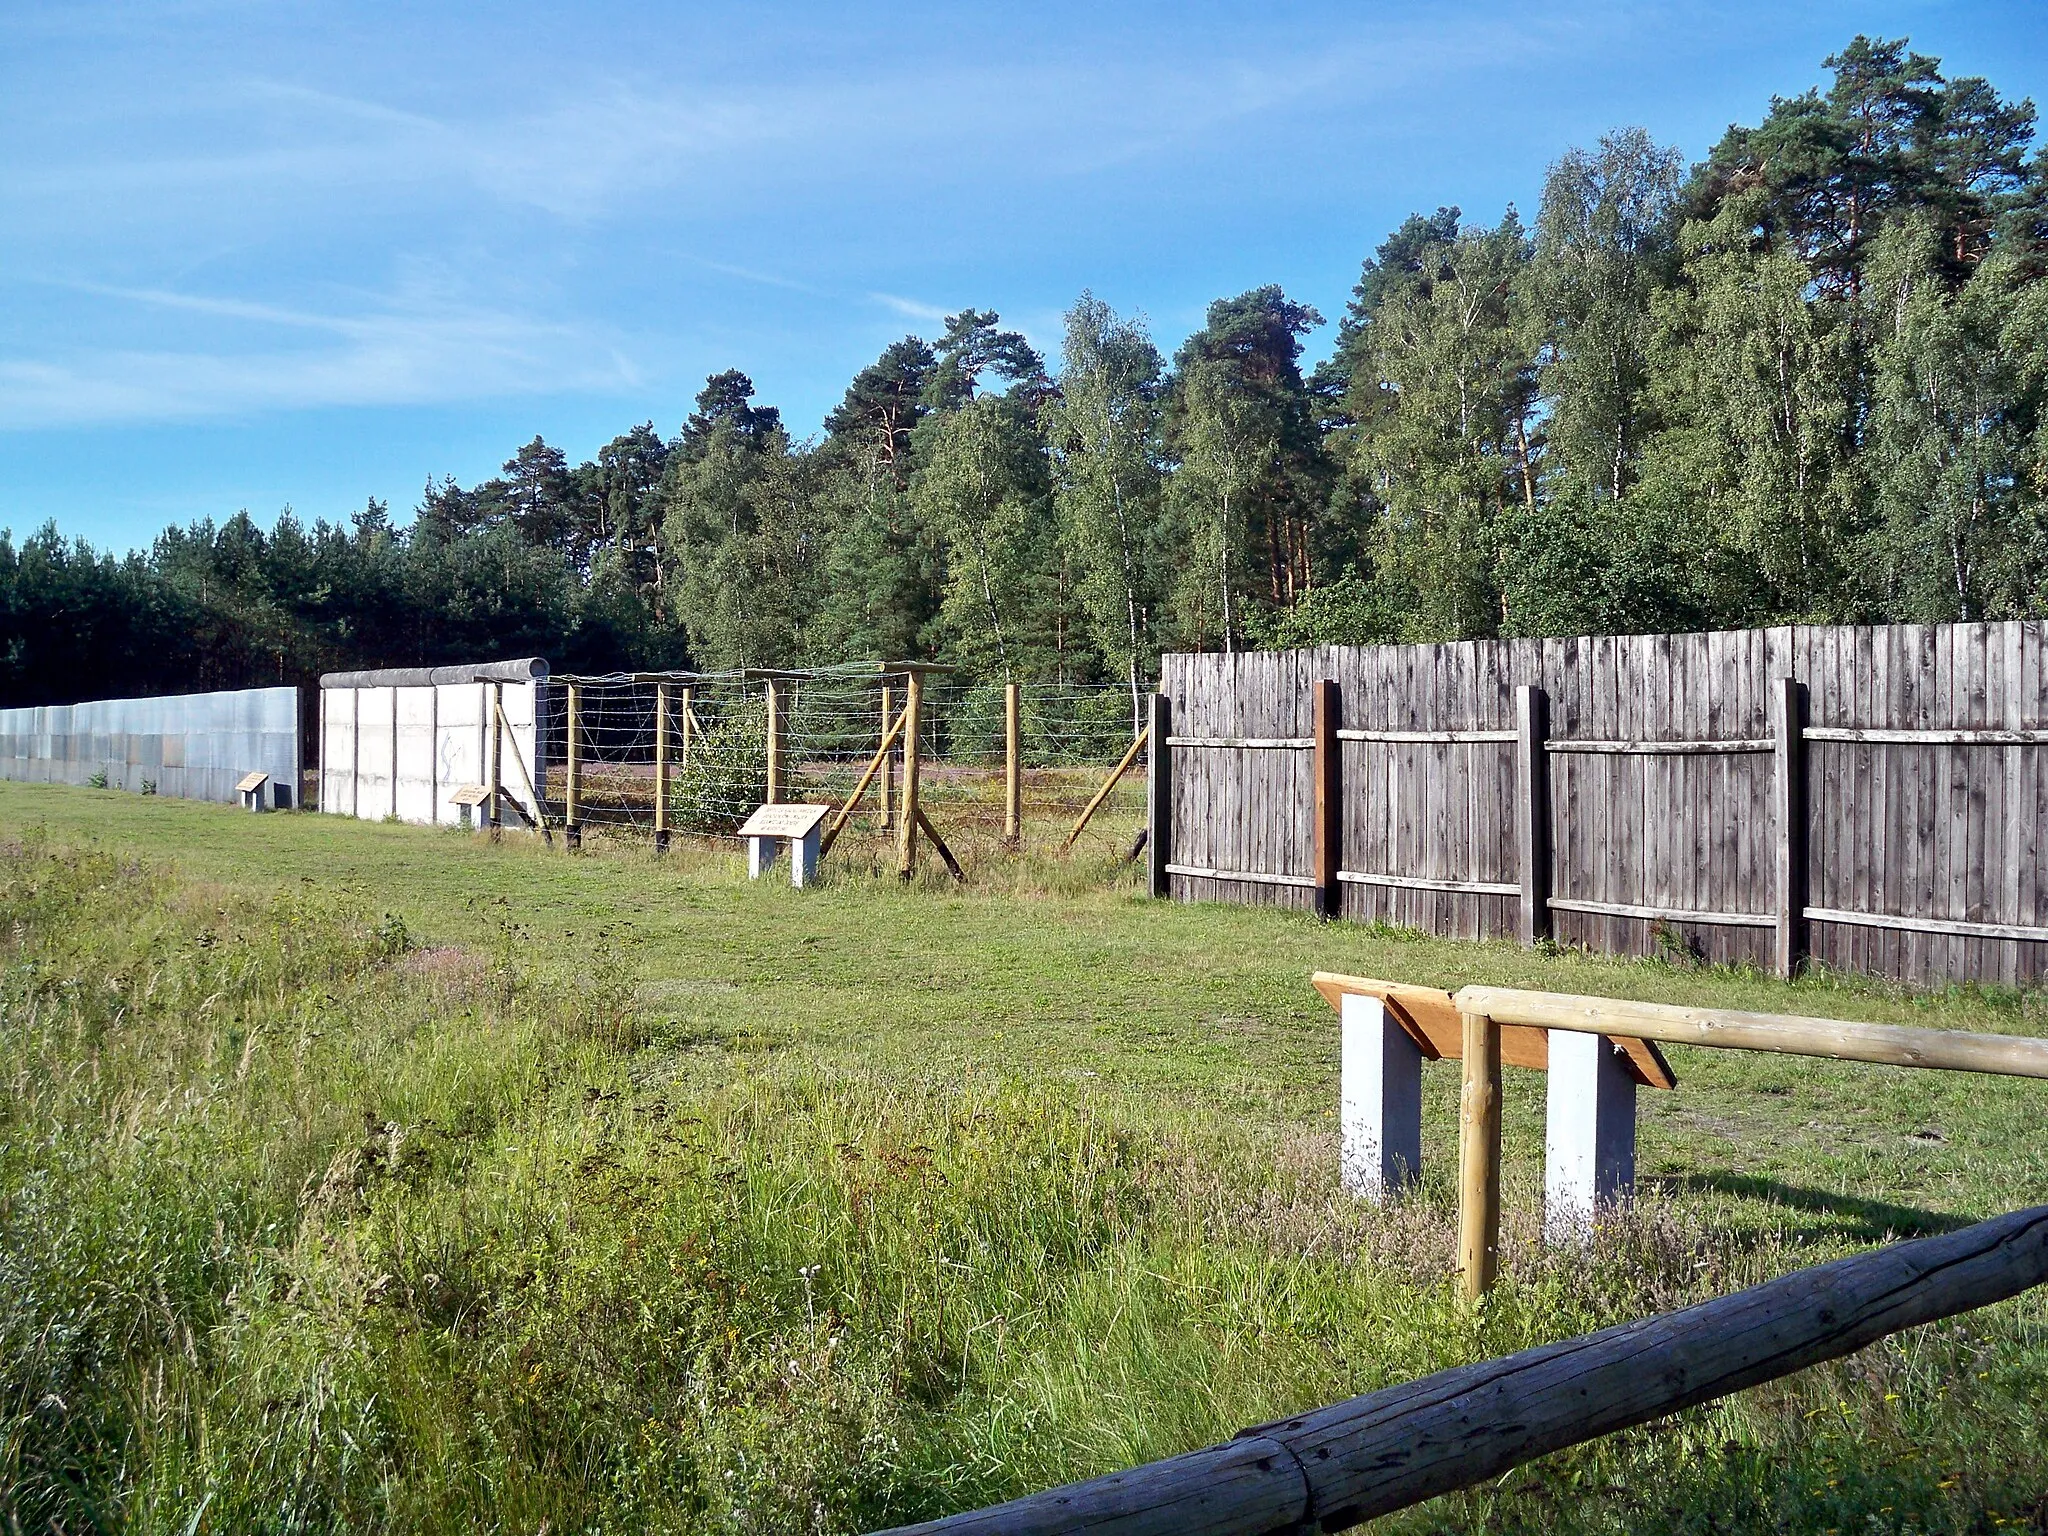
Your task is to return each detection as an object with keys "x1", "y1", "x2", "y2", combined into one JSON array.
[
  {"x1": 1545, "y1": 1029, "x2": 1637, "y2": 1244},
  {"x1": 1341, "y1": 993, "x2": 1423, "y2": 1199},
  {"x1": 747, "y1": 828, "x2": 821, "y2": 888},
  {"x1": 790, "y1": 827, "x2": 819, "y2": 888}
]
